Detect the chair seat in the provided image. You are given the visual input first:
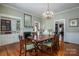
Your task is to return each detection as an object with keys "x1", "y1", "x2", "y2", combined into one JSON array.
[
  {"x1": 42, "y1": 38, "x2": 54, "y2": 47},
  {"x1": 43, "y1": 42, "x2": 52, "y2": 47},
  {"x1": 24, "y1": 44, "x2": 35, "y2": 50},
  {"x1": 43, "y1": 41, "x2": 53, "y2": 47}
]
